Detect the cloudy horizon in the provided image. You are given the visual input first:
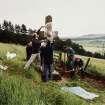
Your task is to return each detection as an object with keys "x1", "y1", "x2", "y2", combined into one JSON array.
[{"x1": 0, "y1": 0, "x2": 105, "y2": 38}]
